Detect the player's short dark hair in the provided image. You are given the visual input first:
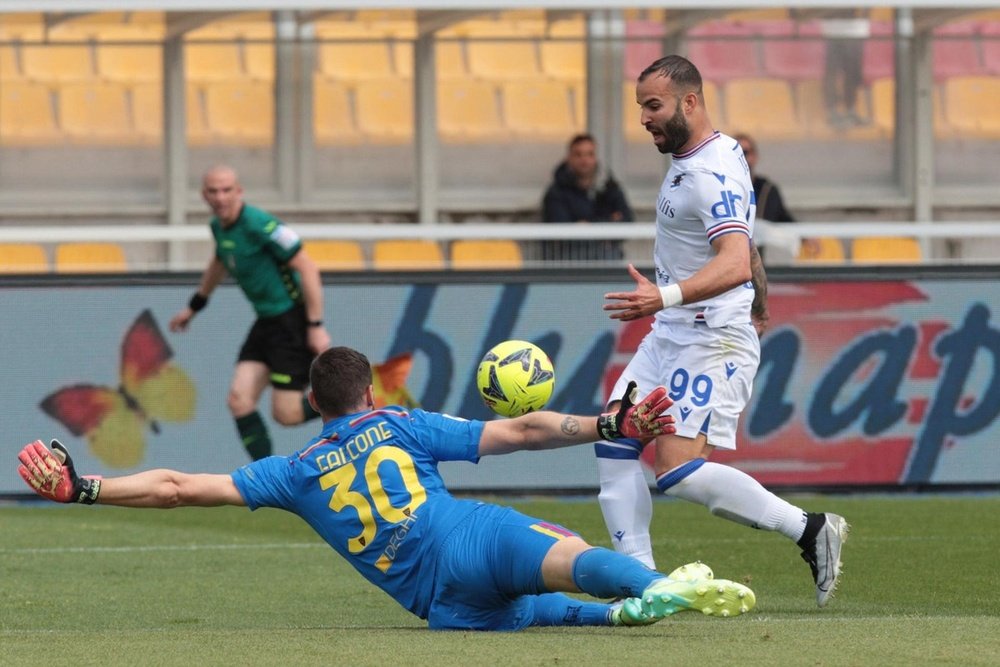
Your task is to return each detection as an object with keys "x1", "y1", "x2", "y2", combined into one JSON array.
[
  {"x1": 568, "y1": 133, "x2": 595, "y2": 150},
  {"x1": 309, "y1": 346, "x2": 373, "y2": 416},
  {"x1": 638, "y1": 55, "x2": 703, "y2": 94}
]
